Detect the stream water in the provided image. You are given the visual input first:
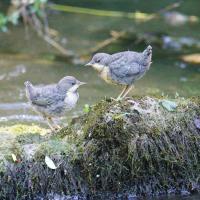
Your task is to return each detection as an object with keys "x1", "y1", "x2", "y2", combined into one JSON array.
[{"x1": 0, "y1": 0, "x2": 200, "y2": 199}]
